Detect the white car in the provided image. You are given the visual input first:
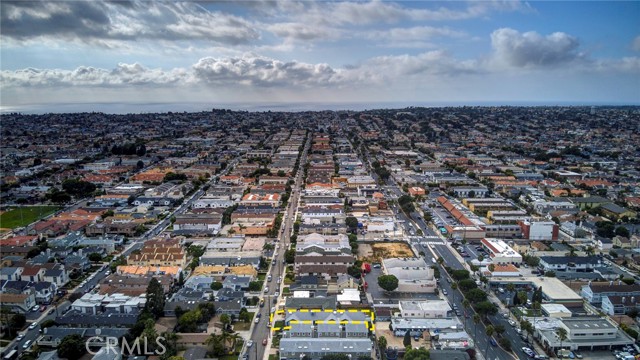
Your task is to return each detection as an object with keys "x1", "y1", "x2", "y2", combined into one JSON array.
[
  {"x1": 16, "y1": 334, "x2": 24, "y2": 341},
  {"x1": 28, "y1": 322, "x2": 38, "y2": 330},
  {"x1": 508, "y1": 319, "x2": 516, "y2": 327},
  {"x1": 247, "y1": 340, "x2": 253, "y2": 348}
]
